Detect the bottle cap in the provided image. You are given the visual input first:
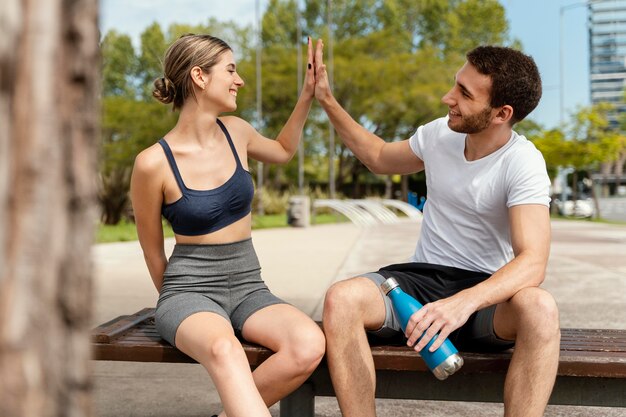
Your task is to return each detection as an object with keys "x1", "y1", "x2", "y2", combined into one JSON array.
[{"x1": 380, "y1": 277, "x2": 399, "y2": 295}]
